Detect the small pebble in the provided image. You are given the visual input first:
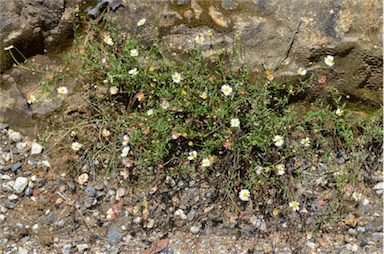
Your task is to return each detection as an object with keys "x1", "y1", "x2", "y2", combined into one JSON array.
[
  {"x1": 0, "y1": 123, "x2": 9, "y2": 130},
  {"x1": 19, "y1": 236, "x2": 29, "y2": 244},
  {"x1": 76, "y1": 243, "x2": 89, "y2": 253},
  {"x1": 190, "y1": 226, "x2": 200, "y2": 234},
  {"x1": 1, "y1": 74, "x2": 10, "y2": 81},
  {"x1": 11, "y1": 69, "x2": 21, "y2": 78},
  {"x1": 8, "y1": 194, "x2": 19, "y2": 201},
  {"x1": 187, "y1": 209, "x2": 196, "y2": 221},
  {"x1": 115, "y1": 187, "x2": 126, "y2": 200},
  {"x1": 24, "y1": 187, "x2": 33, "y2": 196},
  {"x1": 7, "y1": 77, "x2": 15, "y2": 83},
  {"x1": 47, "y1": 213, "x2": 54, "y2": 224},
  {"x1": 62, "y1": 244, "x2": 72, "y2": 254},
  {"x1": 32, "y1": 223, "x2": 39, "y2": 233},
  {"x1": 4, "y1": 200, "x2": 16, "y2": 209},
  {"x1": 18, "y1": 247, "x2": 28, "y2": 254},
  {"x1": 146, "y1": 219, "x2": 155, "y2": 229},
  {"x1": 8, "y1": 130, "x2": 22, "y2": 143},
  {"x1": 85, "y1": 186, "x2": 96, "y2": 197},
  {"x1": 31, "y1": 142, "x2": 44, "y2": 155},
  {"x1": 13, "y1": 177, "x2": 29, "y2": 193},
  {"x1": 107, "y1": 227, "x2": 123, "y2": 244},
  {"x1": 67, "y1": 181, "x2": 75, "y2": 190},
  {"x1": 133, "y1": 217, "x2": 142, "y2": 224},
  {"x1": 11, "y1": 162, "x2": 22, "y2": 172}
]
